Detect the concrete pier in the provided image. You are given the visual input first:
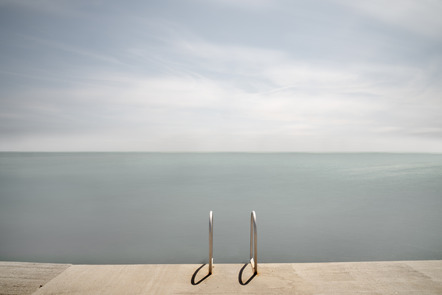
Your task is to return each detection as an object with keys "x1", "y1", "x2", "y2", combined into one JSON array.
[{"x1": 1, "y1": 260, "x2": 441, "y2": 294}]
